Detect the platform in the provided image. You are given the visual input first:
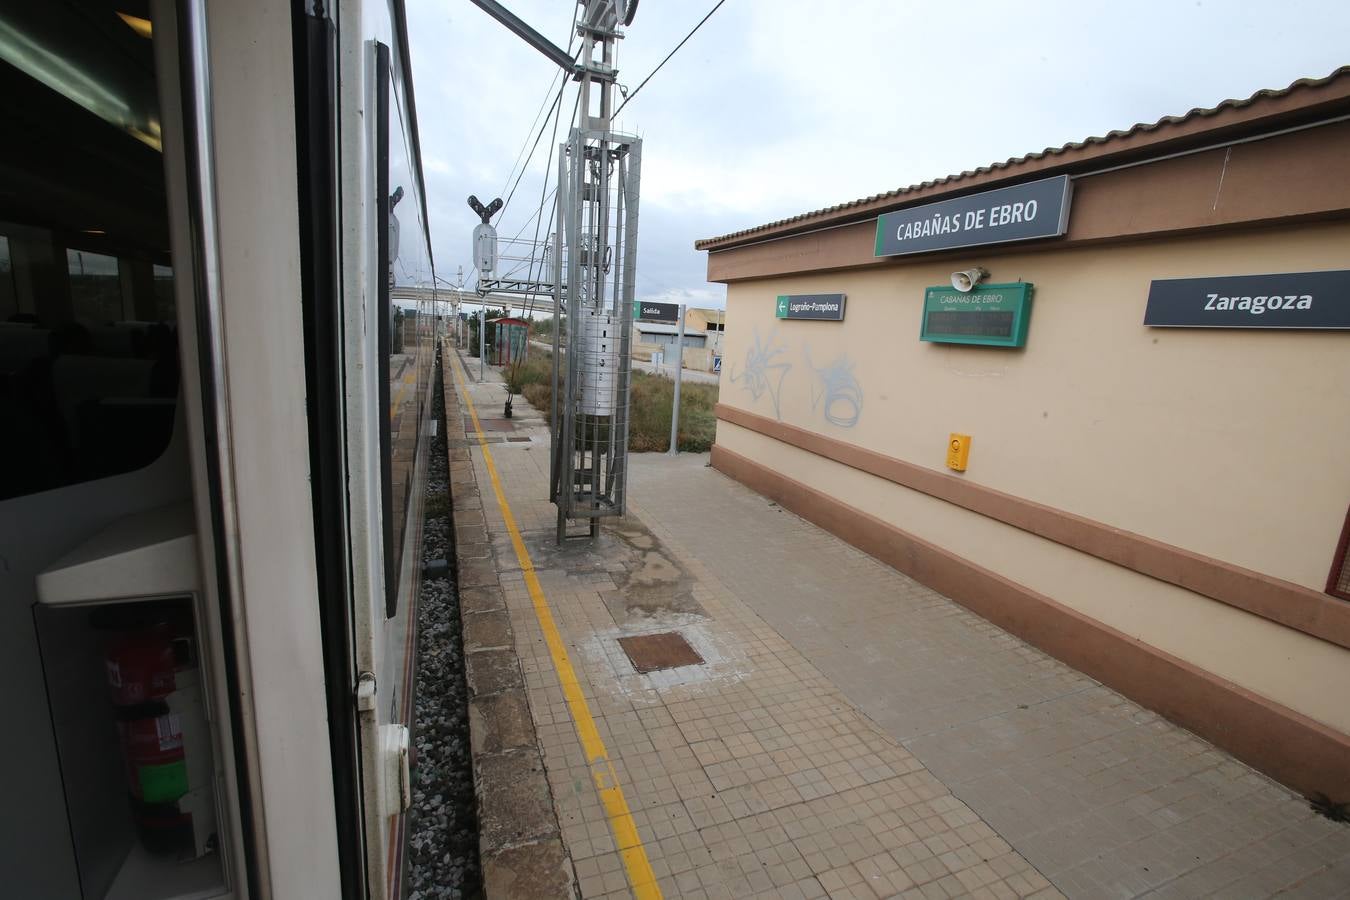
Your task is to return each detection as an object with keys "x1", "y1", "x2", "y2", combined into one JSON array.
[{"x1": 444, "y1": 347, "x2": 1349, "y2": 899}]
